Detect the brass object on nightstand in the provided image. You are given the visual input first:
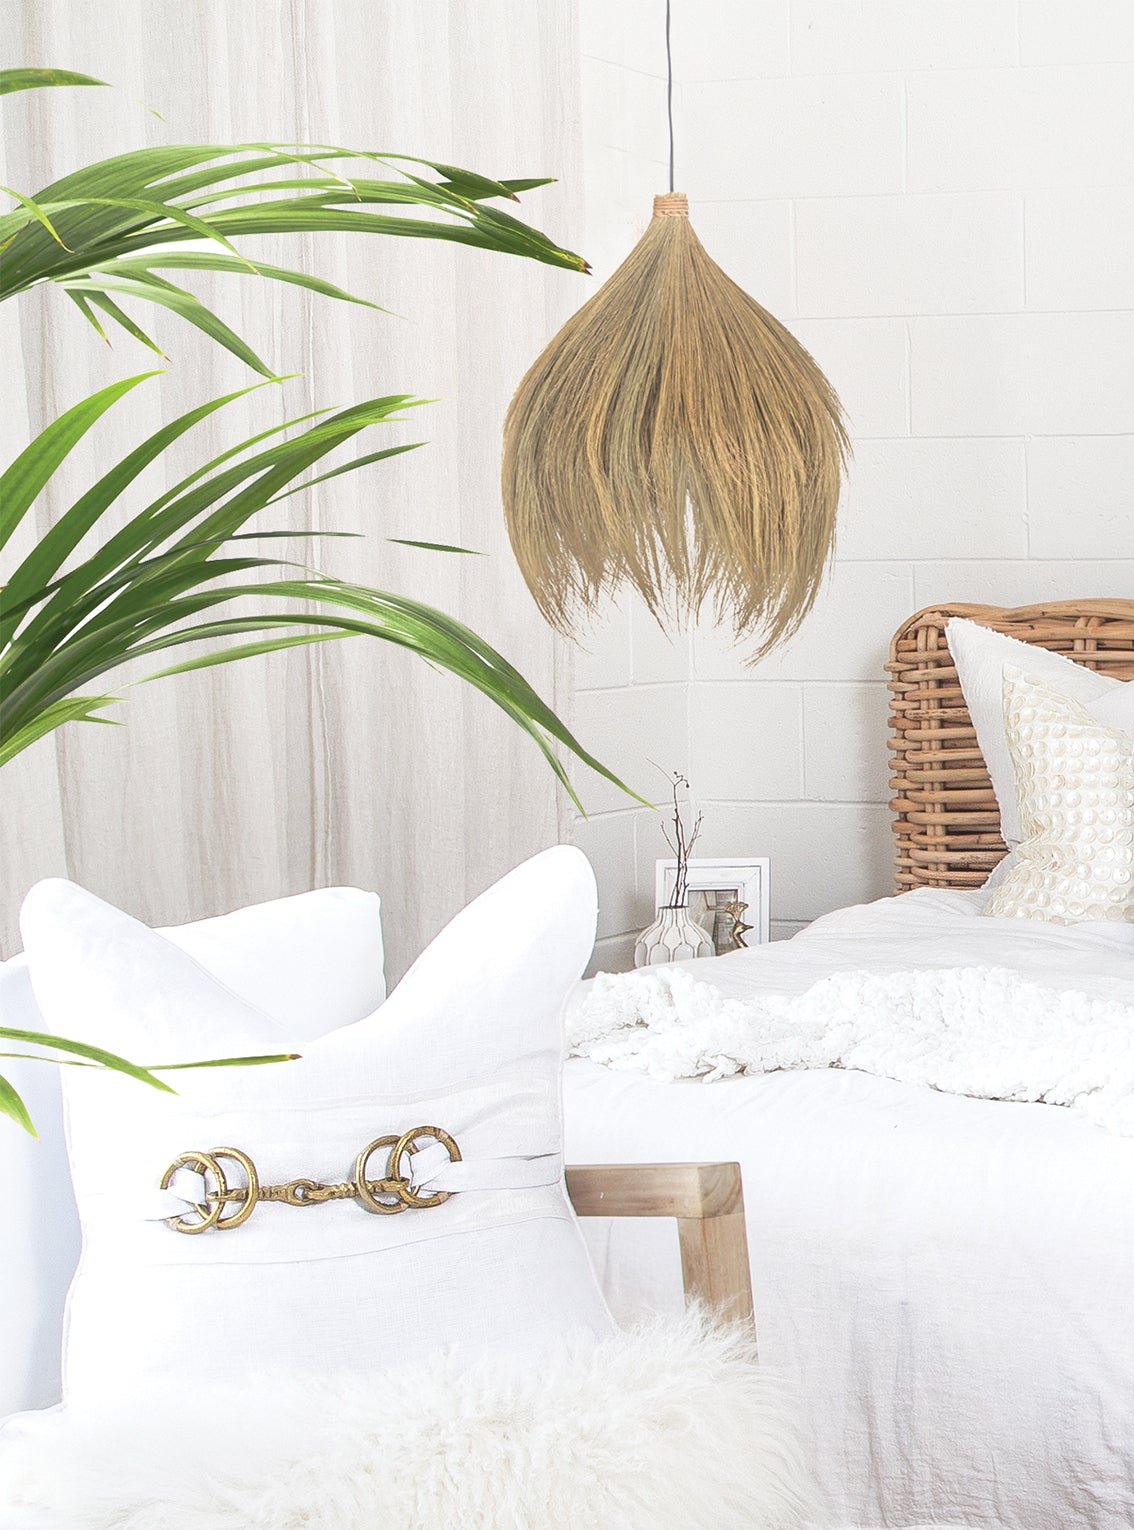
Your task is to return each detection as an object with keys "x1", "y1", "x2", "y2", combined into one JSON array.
[{"x1": 721, "y1": 900, "x2": 752, "y2": 950}]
